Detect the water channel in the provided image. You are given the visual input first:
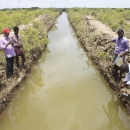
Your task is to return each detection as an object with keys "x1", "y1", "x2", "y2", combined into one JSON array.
[{"x1": 0, "y1": 12, "x2": 130, "y2": 130}]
